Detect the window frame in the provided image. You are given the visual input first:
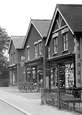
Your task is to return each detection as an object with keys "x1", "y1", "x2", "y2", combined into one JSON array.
[
  {"x1": 27, "y1": 45, "x2": 30, "y2": 60},
  {"x1": 38, "y1": 41, "x2": 42, "y2": 56},
  {"x1": 63, "y1": 32, "x2": 68, "y2": 51},
  {"x1": 61, "y1": 27, "x2": 69, "y2": 52},
  {"x1": 34, "y1": 43, "x2": 38, "y2": 58},
  {"x1": 53, "y1": 37, "x2": 58, "y2": 54}
]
